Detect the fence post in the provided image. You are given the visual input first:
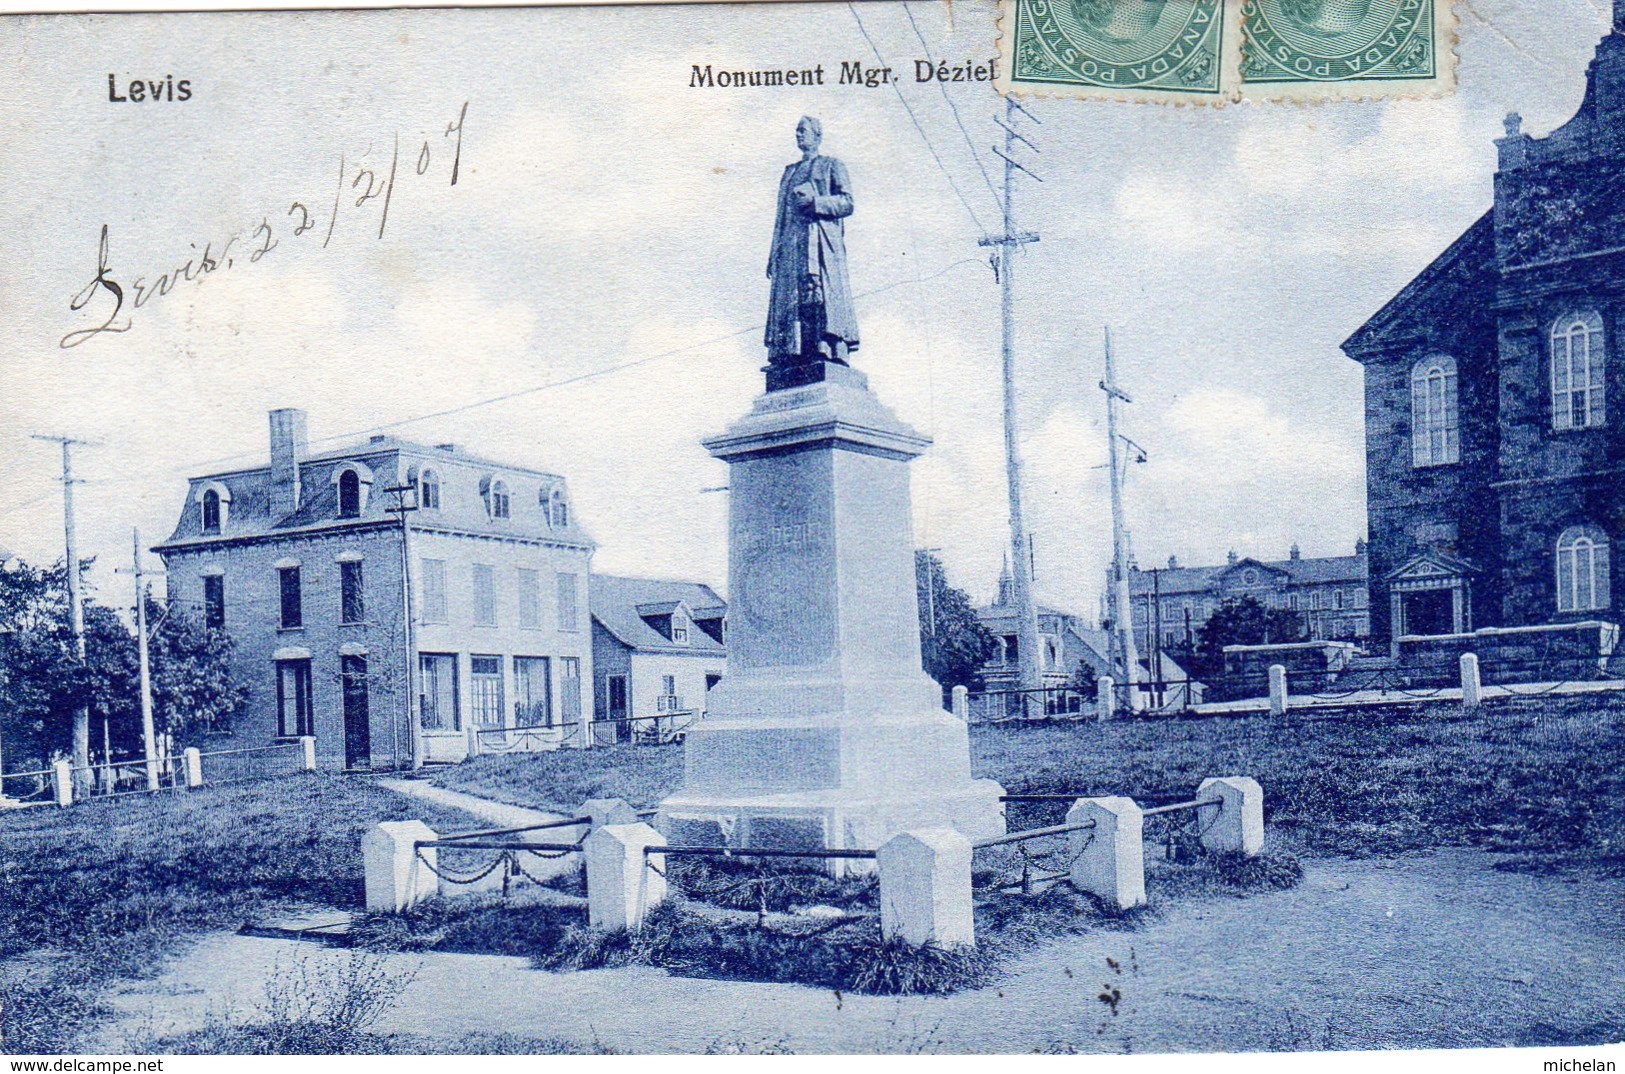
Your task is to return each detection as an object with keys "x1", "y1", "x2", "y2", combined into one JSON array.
[
  {"x1": 1268, "y1": 664, "x2": 1289, "y2": 716},
  {"x1": 300, "y1": 736, "x2": 317, "y2": 771},
  {"x1": 1460, "y1": 653, "x2": 1482, "y2": 710},
  {"x1": 877, "y1": 828, "x2": 974, "y2": 948},
  {"x1": 584, "y1": 822, "x2": 667, "y2": 931},
  {"x1": 51, "y1": 760, "x2": 73, "y2": 808},
  {"x1": 1195, "y1": 777, "x2": 1264, "y2": 856},
  {"x1": 183, "y1": 747, "x2": 203, "y2": 788},
  {"x1": 1096, "y1": 677, "x2": 1115, "y2": 721},
  {"x1": 363, "y1": 820, "x2": 440, "y2": 912},
  {"x1": 1065, "y1": 797, "x2": 1145, "y2": 911},
  {"x1": 951, "y1": 685, "x2": 969, "y2": 721},
  {"x1": 577, "y1": 797, "x2": 639, "y2": 838}
]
